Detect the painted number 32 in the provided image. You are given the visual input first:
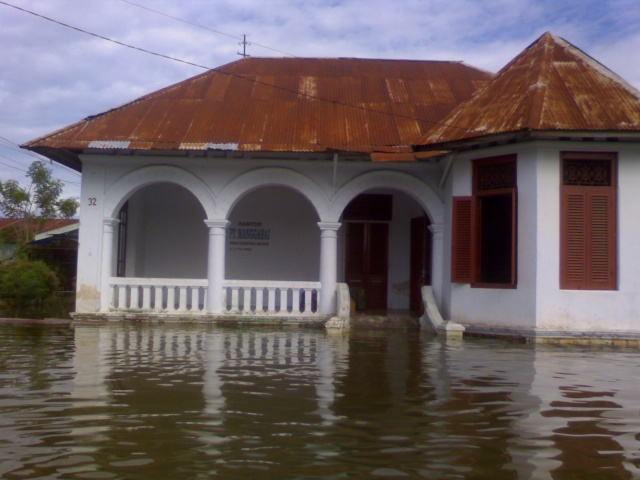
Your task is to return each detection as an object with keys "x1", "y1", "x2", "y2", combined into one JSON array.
[{"x1": 88, "y1": 197, "x2": 97, "y2": 206}]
